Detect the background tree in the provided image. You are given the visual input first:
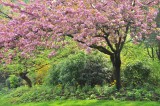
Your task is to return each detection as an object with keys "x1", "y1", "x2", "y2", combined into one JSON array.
[
  {"x1": 0, "y1": 49, "x2": 50, "y2": 88},
  {"x1": 0, "y1": 0, "x2": 159, "y2": 90},
  {"x1": 144, "y1": 8, "x2": 160, "y2": 61}
]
